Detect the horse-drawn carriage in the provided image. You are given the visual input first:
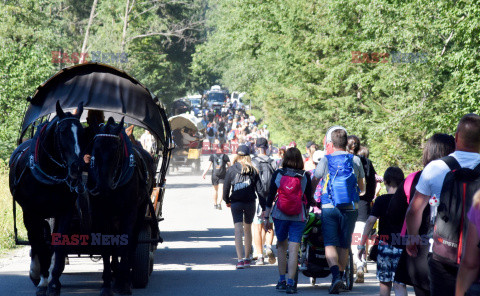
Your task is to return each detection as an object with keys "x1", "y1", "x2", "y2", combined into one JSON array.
[
  {"x1": 168, "y1": 113, "x2": 204, "y2": 174},
  {"x1": 9, "y1": 63, "x2": 172, "y2": 295}
]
